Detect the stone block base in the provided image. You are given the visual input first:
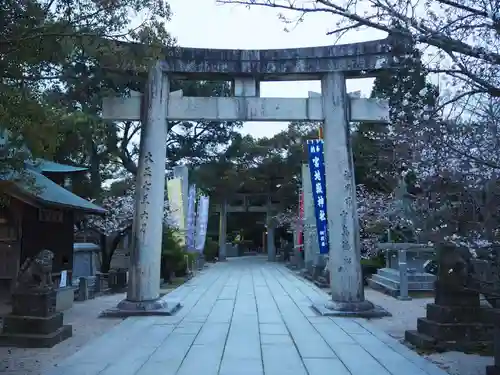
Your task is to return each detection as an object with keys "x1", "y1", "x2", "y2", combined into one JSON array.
[
  {"x1": 0, "y1": 324, "x2": 72, "y2": 348},
  {"x1": 311, "y1": 265, "x2": 324, "y2": 281},
  {"x1": 311, "y1": 300, "x2": 391, "y2": 318},
  {"x1": 405, "y1": 329, "x2": 493, "y2": 354},
  {"x1": 404, "y1": 286, "x2": 494, "y2": 355},
  {"x1": 100, "y1": 296, "x2": 182, "y2": 318},
  {"x1": 417, "y1": 317, "x2": 493, "y2": 342},
  {"x1": 11, "y1": 289, "x2": 57, "y2": 317},
  {"x1": 2, "y1": 312, "x2": 64, "y2": 335},
  {"x1": 313, "y1": 276, "x2": 329, "y2": 289}
]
